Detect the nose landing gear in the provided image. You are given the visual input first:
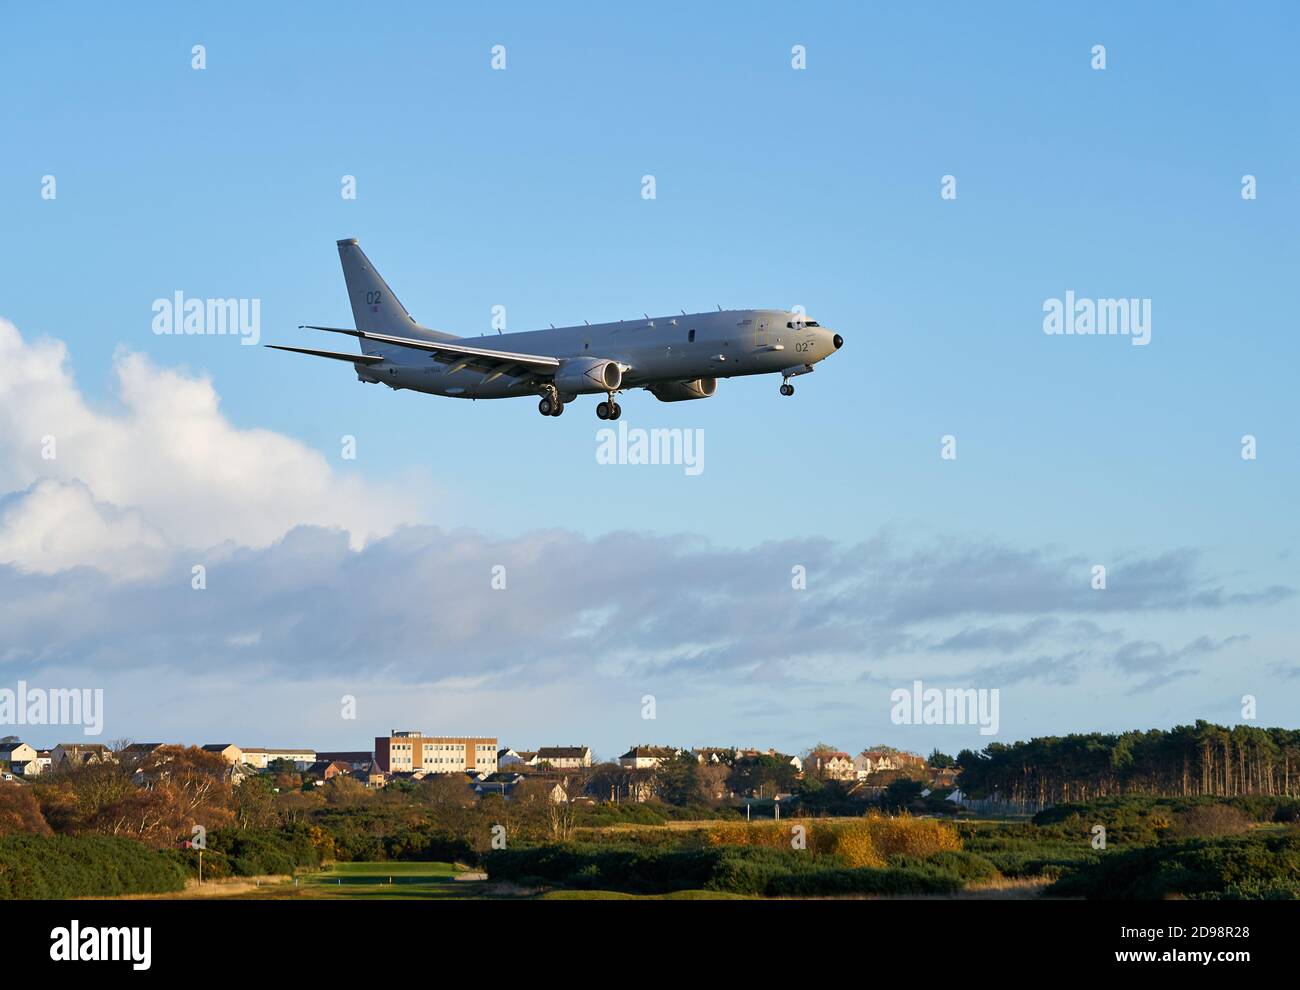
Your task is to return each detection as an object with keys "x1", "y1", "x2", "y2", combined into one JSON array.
[
  {"x1": 596, "y1": 396, "x2": 622, "y2": 420},
  {"x1": 780, "y1": 381, "x2": 795, "y2": 396}
]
